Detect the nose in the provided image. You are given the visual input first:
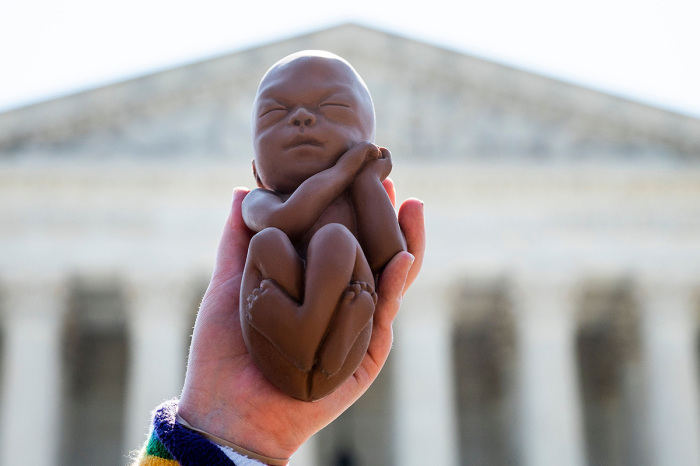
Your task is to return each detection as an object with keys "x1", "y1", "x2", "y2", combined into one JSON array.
[{"x1": 289, "y1": 107, "x2": 316, "y2": 128}]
